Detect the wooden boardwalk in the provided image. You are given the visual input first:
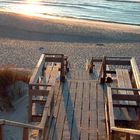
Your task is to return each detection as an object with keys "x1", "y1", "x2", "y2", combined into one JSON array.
[{"x1": 46, "y1": 70, "x2": 107, "y2": 140}]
